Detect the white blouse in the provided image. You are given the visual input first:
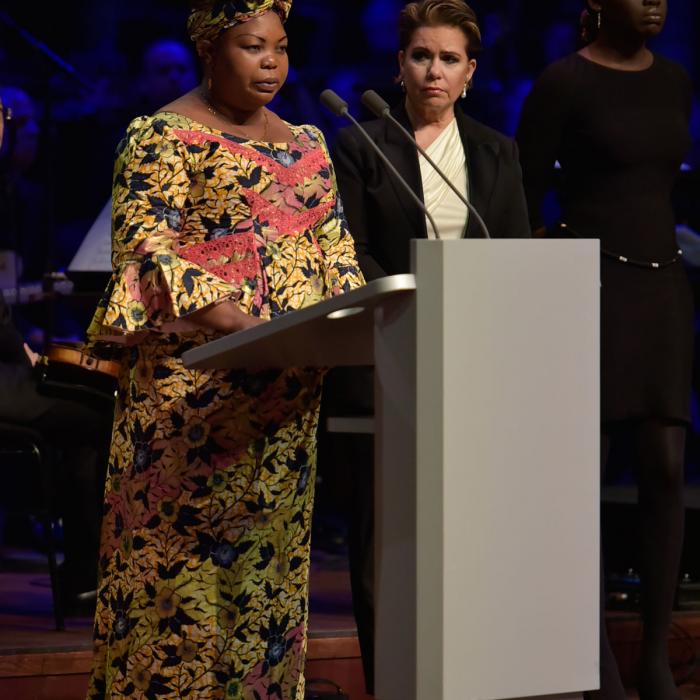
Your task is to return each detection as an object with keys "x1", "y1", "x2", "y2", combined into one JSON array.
[{"x1": 419, "y1": 118, "x2": 469, "y2": 240}]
